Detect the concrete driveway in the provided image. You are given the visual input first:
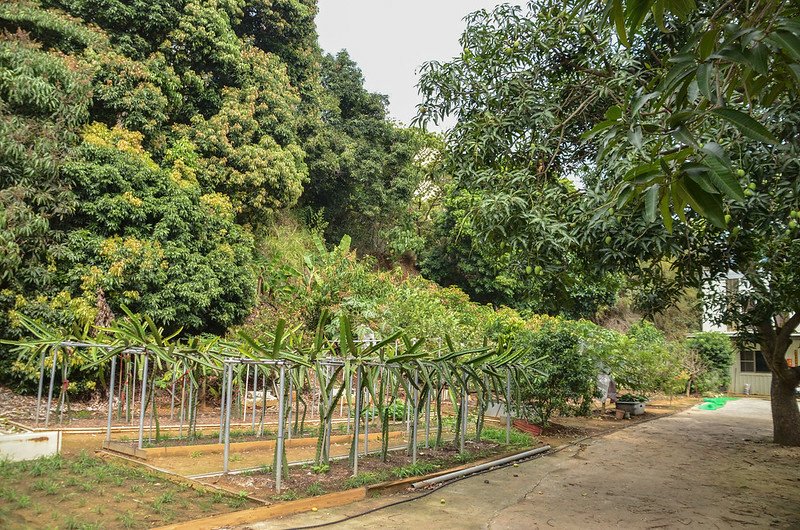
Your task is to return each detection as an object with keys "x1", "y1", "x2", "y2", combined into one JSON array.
[{"x1": 242, "y1": 399, "x2": 800, "y2": 529}]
